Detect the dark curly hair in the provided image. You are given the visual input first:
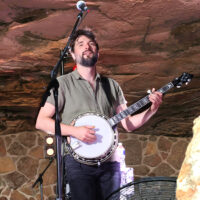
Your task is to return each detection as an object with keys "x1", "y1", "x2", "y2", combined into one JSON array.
[{"x1": 70, "y1": 29, "x2": 99, "y2": 52}]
